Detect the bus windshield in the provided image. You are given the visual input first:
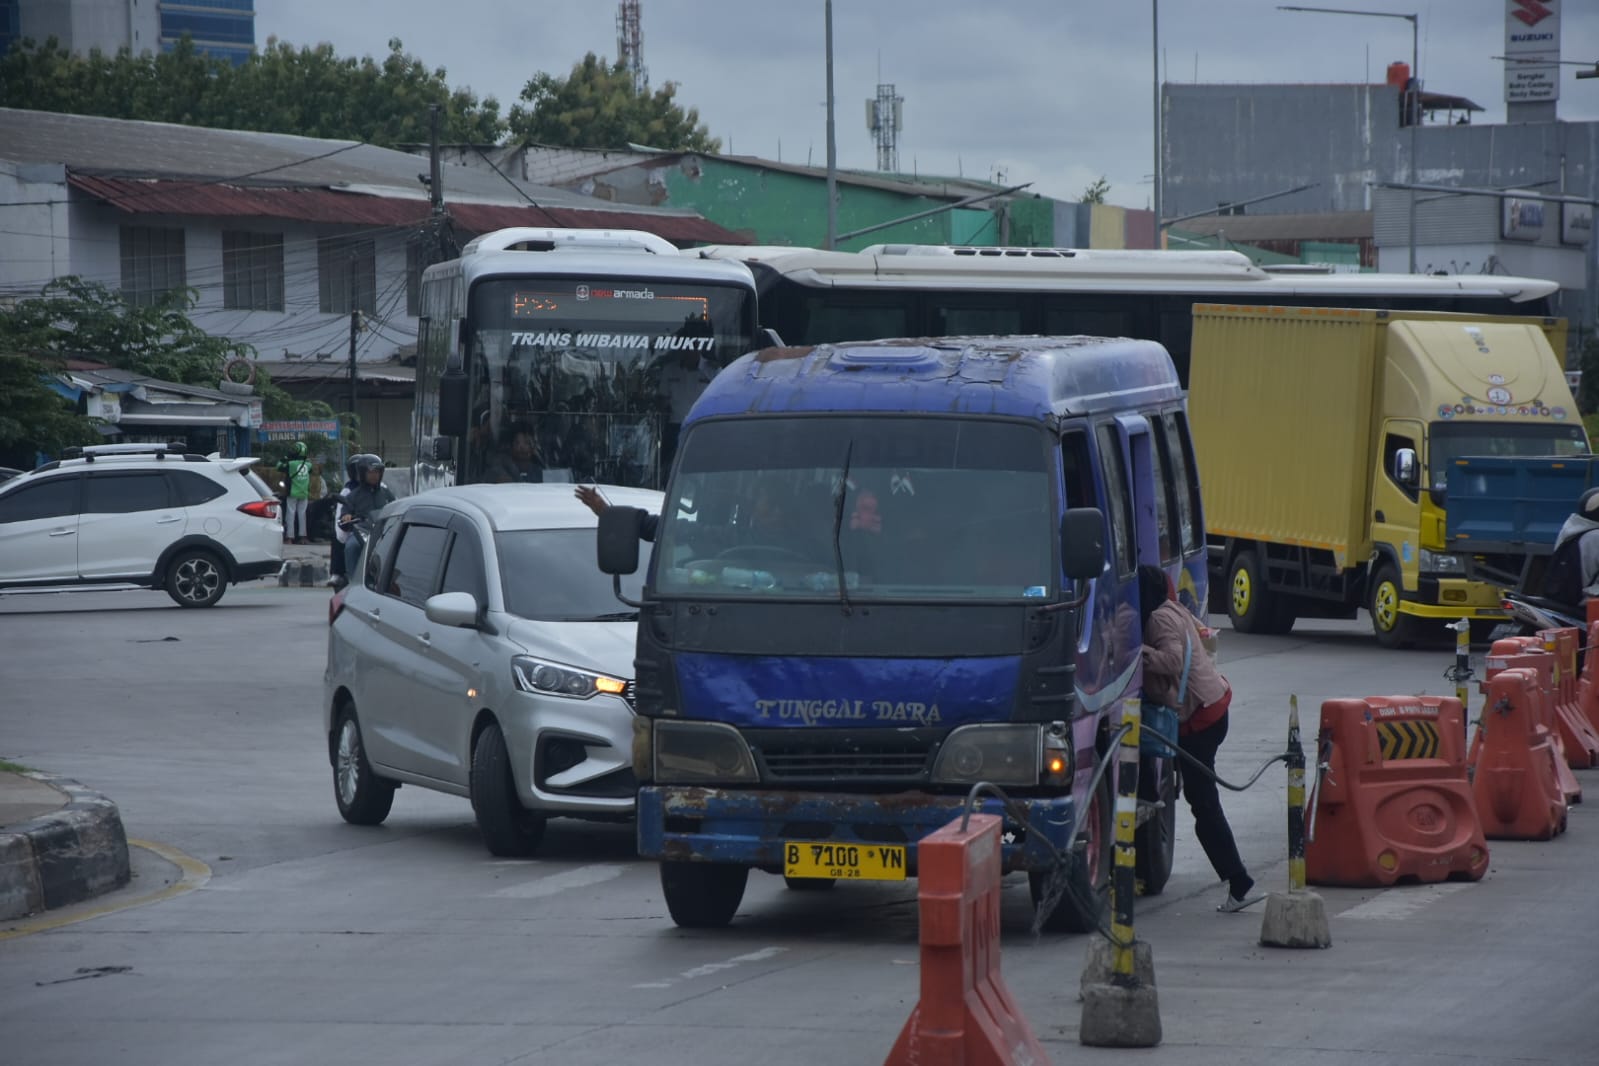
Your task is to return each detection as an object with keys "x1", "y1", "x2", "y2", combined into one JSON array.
[
  {"x1": 1429, "y1": 421, "x2": 1589, "y2": 491},
  {"x1": 461, "y1": 278, "x2": 755, "y2": 488},
  {"x1": 654, "y1": 417, "x2": 1056, "y2": 602}
]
